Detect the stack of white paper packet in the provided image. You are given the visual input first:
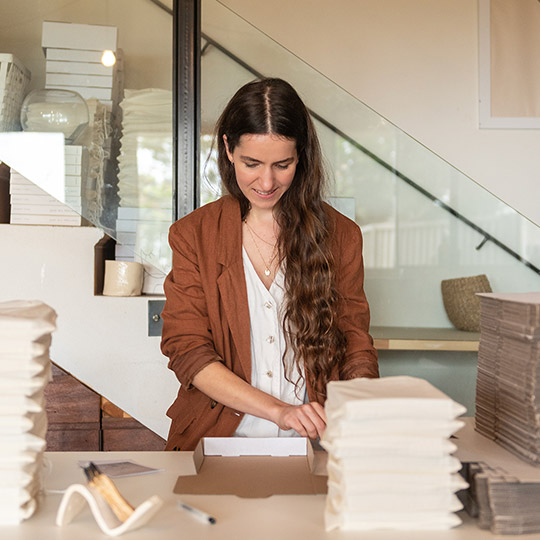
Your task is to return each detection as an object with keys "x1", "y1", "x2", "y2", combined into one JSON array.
[
  {"x1": 322, "y1": 376, "x2": 468, "y2": 531},
  {"x1": 0, "y1": 300, "x2": 56, "y2": 524}
]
